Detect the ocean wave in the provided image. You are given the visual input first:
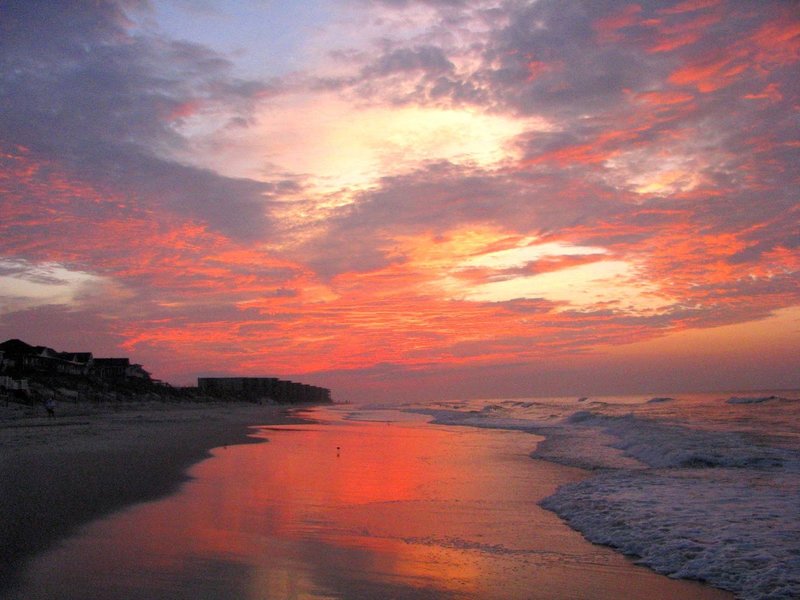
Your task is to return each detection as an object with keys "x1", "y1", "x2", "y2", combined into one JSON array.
[
  {"x1": 408, "y1": 397, "x2": 800, "y2": 599},
  {"x1": 541, "y1": 470, "x2": 800, "y2": 600},
  {"x1": 569, "y1": 412, "x2": 796, "y2": 471},
  {"x1": 647, "y1": 396, "x2": 675, "y2": 403},
  {"x1": 726, "y1": 395, "x2": 785, "y2": 404},
  {"x1": 419, "y1": 405, "x2": 799, "y2": 472}
]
